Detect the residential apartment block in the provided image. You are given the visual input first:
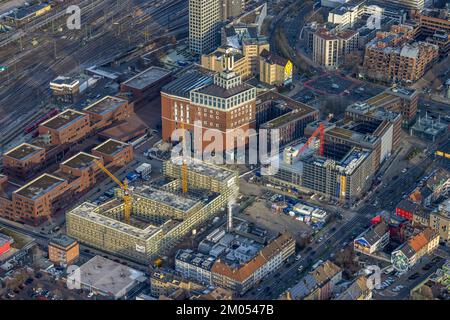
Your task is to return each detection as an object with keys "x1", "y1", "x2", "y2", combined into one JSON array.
[
  {"x1": 48, "y1": 235, "x2": 79, "y2": 266},
  {"x1": 67, "y1": 159, "x2": 239, "y2": 263},
  {"x1": 175, "y1": 249, "x2": 216, "y2": 285},
  {"x1": 259, "y1": 49, "x2": 293, "y2": 86},
  {"x1": 336, "y1": 276, "x2": 372, "y2": 300},
  {"x1": 419, "y1": 9, "x2": 450, "y2": 56},
  {"x1": 429, "y1": 199, "x2": 450, "y2": 243},
  {"x1": 38, "y1": 109, "x2": 91, "y2": 146},
  {"x1": 354, "y1": 221, "x2": 390, "y2": 255},
  {"x1": 3, "y1": 143, "x2": 46, "y2": 180},
  {"x1": 391, "y1": 228, "x2": 440, "y2": 271},
  {"x1": 363, "y1": 25, "x2": 439, "y2": 84},
  {"x1": 91, "y1": 139, "x2": 134, "y2": 168},
  {"x1": 313, "y1": 28, "x2": 359, "y2": 68},
  {"x1": 210, "y1": 233, "x2": 295, "y2": 295},
  {"x1": 285, "y1": 260, "x2": 342, "y2": 300}
]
